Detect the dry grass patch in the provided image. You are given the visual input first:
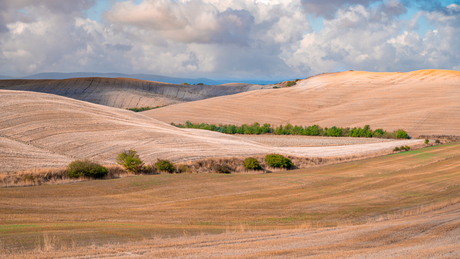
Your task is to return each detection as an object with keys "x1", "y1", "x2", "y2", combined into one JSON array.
[{"x1": 1, "y1": 143, "x2": 460, "y2": 256}]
